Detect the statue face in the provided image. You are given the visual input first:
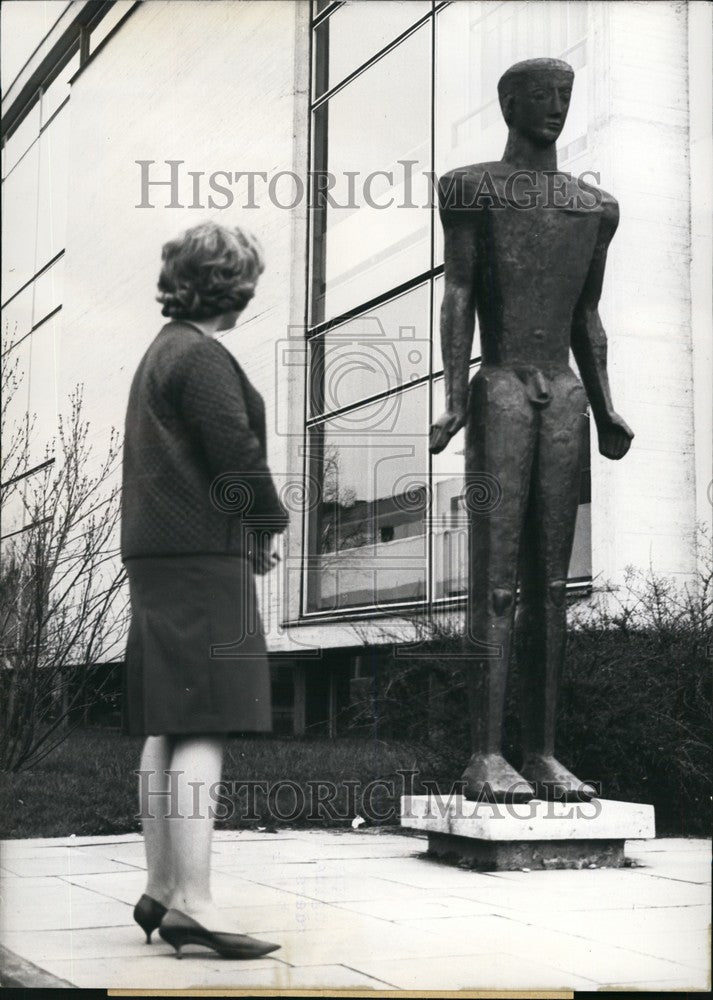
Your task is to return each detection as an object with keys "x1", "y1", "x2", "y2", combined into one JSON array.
[{"x1": 505, "y1": 71, "x2": 573, "y2": 146}]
